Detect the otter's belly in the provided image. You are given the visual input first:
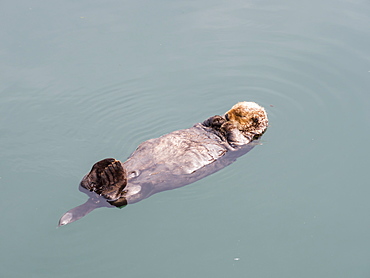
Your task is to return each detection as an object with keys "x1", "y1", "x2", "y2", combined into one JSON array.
[{"x1": 122, "y1": 126, "x2": 228, "y2": 201}]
